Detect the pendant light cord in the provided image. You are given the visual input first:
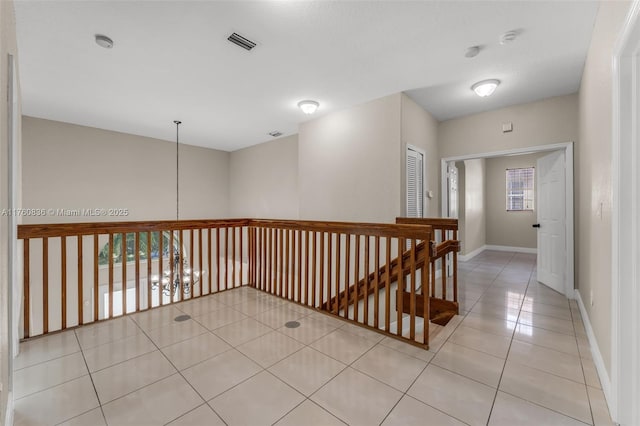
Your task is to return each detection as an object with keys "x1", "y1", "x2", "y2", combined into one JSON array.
[{"x1": 174, "y1": 120, "x2": 181, "y2": 221}]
